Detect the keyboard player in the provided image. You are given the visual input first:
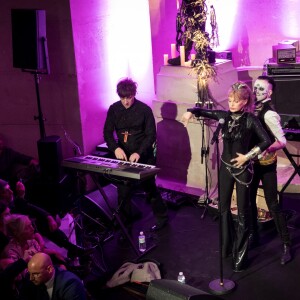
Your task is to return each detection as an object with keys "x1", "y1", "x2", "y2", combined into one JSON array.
[{"x1": 103, "y1": 78, "x2": 168, "y2": 232}]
